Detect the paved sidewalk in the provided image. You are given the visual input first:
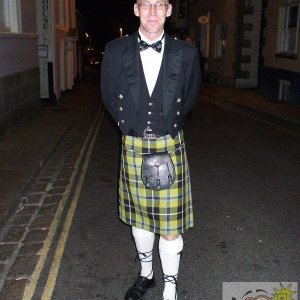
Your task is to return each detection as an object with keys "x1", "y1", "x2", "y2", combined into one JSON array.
[
  {"x1": 201, "y1": 82, "x2": 300, "y2": 128},
  {"x1": 0, "y1": 75, "x2": 100, "y2": 229}
]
